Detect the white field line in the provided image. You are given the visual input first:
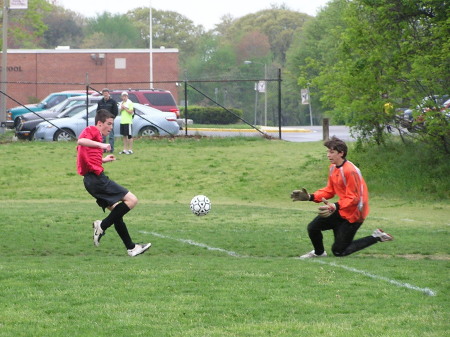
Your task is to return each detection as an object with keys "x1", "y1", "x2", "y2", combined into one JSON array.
[
  {"x1": 140, "y1": 231, "x2": 437, "y2": 297},
  {"x1": 311, "y1": 259, "x2": 436, "y2": 297},
  {"x1": 141, "y1": 231, "x2": 248, "y2": 258}
]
